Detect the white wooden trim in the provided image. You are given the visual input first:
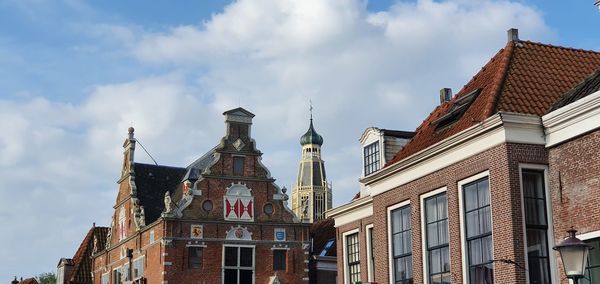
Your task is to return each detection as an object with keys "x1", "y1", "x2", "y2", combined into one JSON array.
[
  {"x1": 365, "y1": 223, "x2": 375, "y2": 282},
  {"x1": 420, "y1": 187, "x2": 448, "y2": 284},
  {"x1": 387, "y1": 200, "x2": 411, "y2": 284},
  {"x1": 326, "y1": 196, "x2": 373, "y2": 227},
  {"x1": 577, "y1": 230, "x2": 600, "y2": 241},
  {"x1": 543, "y1": 90, "x2": 600, "y2": 147},
  {"x1": 342, "y1": 228, "x2": 360, "y2": 284},
  {"x1": 457, "y1": 171, "x2": 491, "y2": 284},
  {"x1": 518, "y1": 164, "x2": 557, "y2": 284}
]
